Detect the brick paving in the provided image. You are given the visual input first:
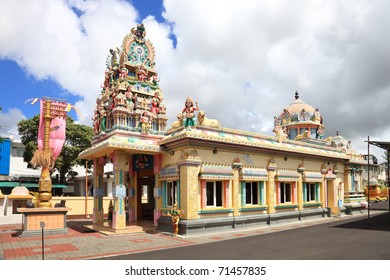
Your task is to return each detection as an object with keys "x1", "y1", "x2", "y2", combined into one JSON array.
[{"x1": 0, "y1": 213, "x2": 373, "y2": 260}]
